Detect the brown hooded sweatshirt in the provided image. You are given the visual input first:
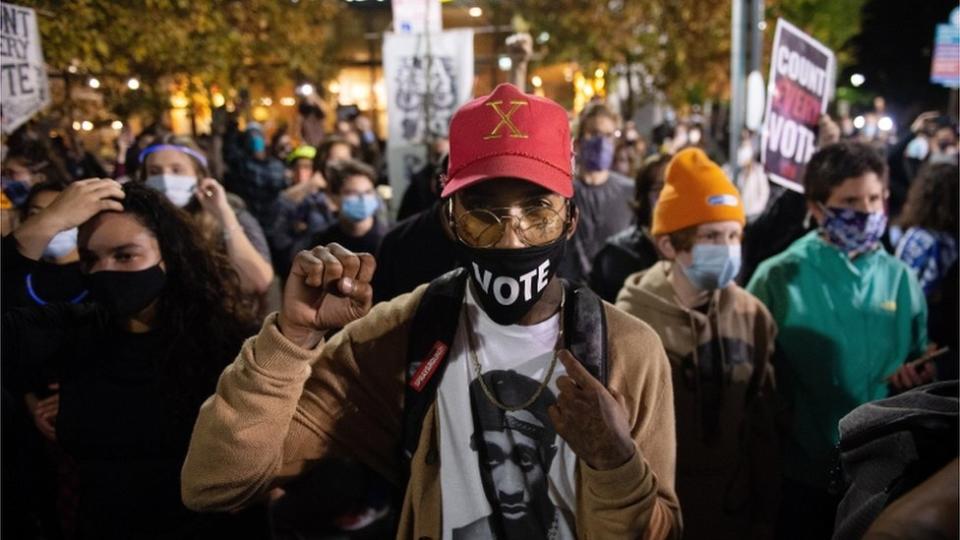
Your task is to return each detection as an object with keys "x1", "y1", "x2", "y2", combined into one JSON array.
[{"x1": 616, "y1": 261, "x2": 780, "y2": 540}]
